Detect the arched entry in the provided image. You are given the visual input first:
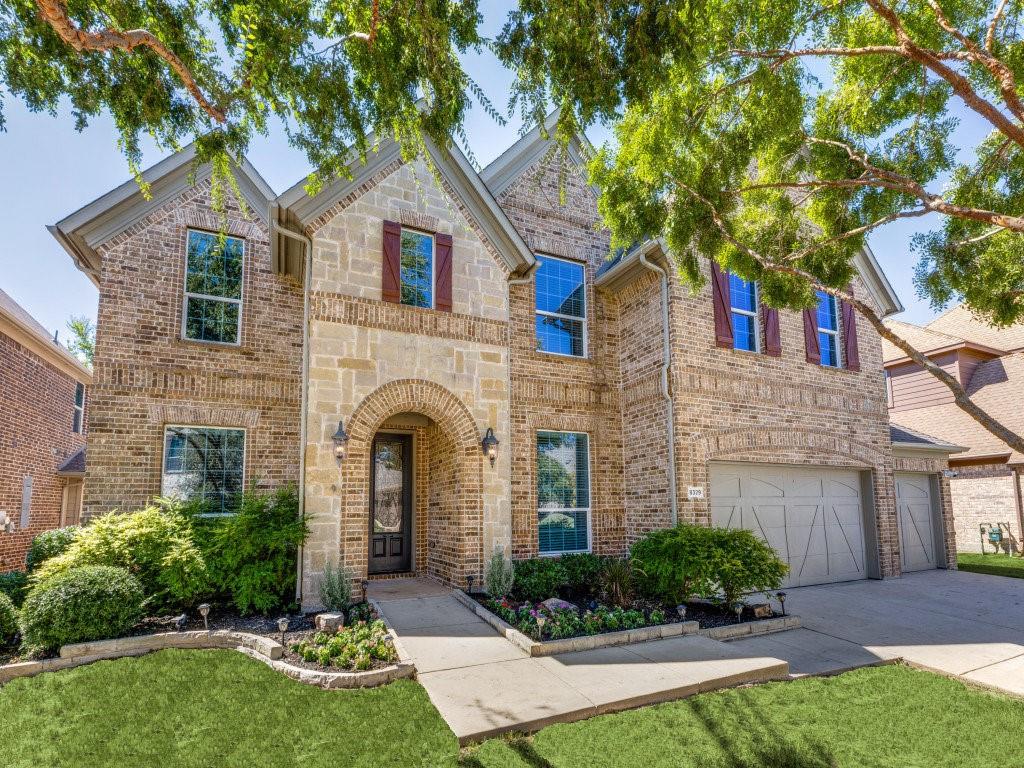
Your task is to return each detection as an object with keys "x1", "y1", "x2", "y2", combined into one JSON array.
[{"x1": 340, "y1": 379, "x2": 484, "y2": 584}]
